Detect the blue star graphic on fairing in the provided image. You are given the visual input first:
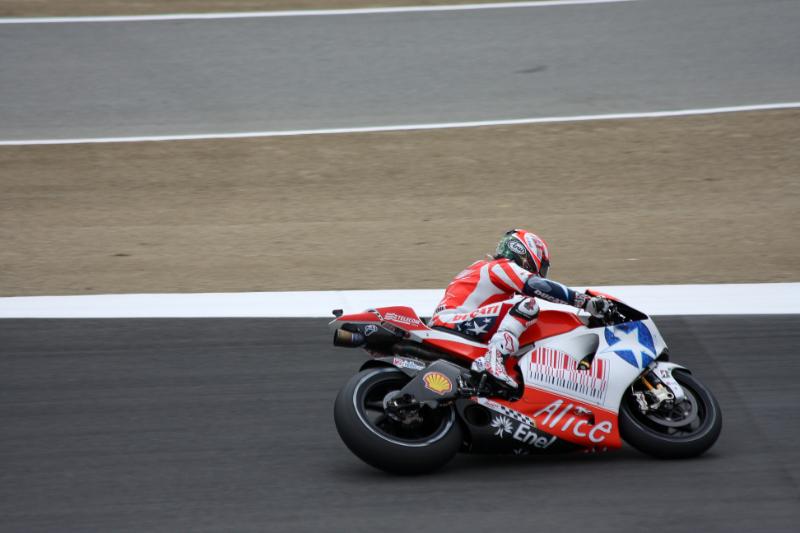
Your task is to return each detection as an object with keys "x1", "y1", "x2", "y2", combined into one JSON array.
[{"x1": 601, "y1": 322, "x2": 657, "y2": 368}]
